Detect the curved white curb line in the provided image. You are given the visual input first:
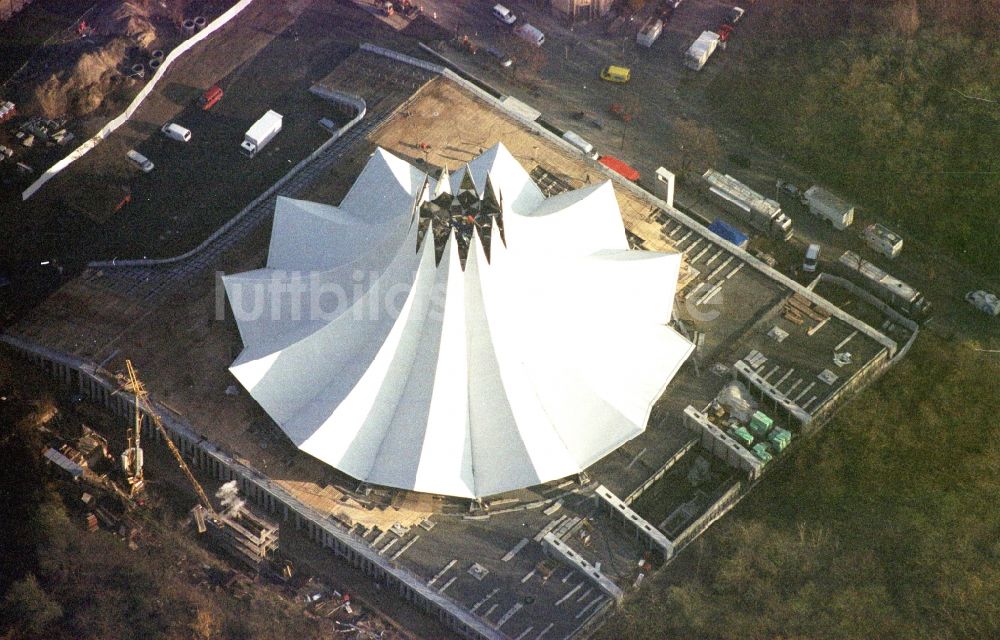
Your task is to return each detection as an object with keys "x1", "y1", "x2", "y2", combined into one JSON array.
[{"x1": 22, "y1": 0, "x2": 257, "y2": 201}]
